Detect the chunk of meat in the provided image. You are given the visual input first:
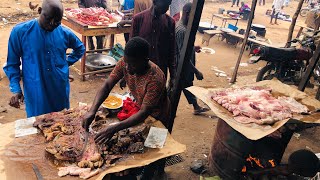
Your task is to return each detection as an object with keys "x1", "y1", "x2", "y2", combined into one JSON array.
[
  {"x1": 277, "y1": 96, "x2": 308, "y2": 113},
  {"x1": 79, "y1": 168, "x2": 100, "y2": 179},
  {"x1": 210, "y1": 86, "x2": 299, "y2": 125},
  {"x1": 58, "y1": 166, "x2": 91, "y2": 177}
]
